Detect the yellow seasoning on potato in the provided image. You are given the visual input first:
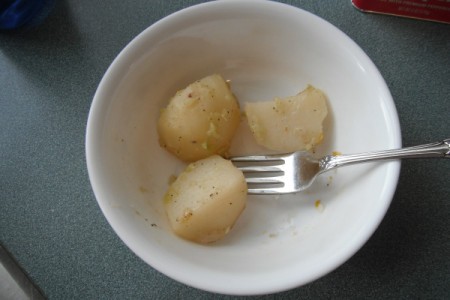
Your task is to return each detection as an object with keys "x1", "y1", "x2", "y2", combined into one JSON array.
[
  {"x1": 245, "y1": 85, "x2": 328, "y2": 152},
  {"x1": 157, "y1": 74, "x2": 241, "y2": 162},
  {"x1": 163, "y1": 155, "x2": 247, "y2": 244}
]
